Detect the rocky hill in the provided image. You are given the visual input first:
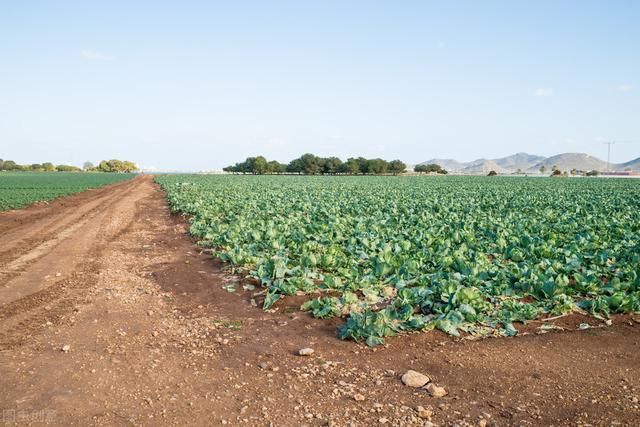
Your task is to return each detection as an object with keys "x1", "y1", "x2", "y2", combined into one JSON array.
[{"x1": 418, "y1": 152, "x2": 639, "y2": 174}]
